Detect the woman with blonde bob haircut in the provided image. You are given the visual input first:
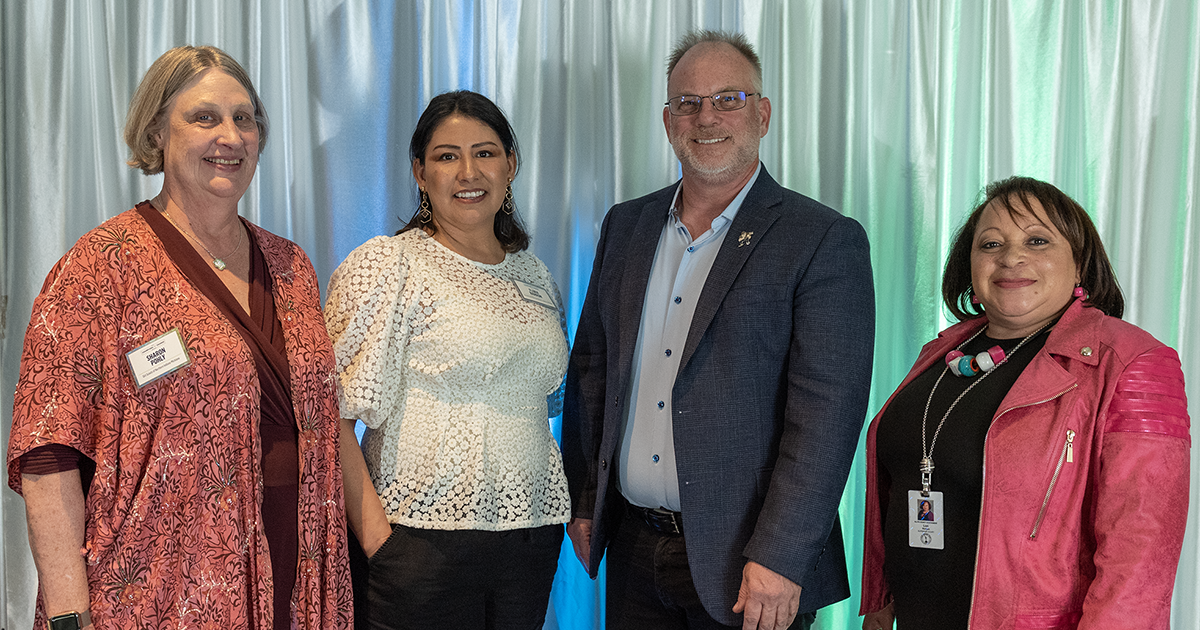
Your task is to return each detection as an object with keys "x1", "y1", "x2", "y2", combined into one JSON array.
[
  {"x1": 8, "y1": 45, "x2": 351, "y2": 630},
  {"x1": 124, "y1": 45, "x2": 269, "y2": 174}
]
